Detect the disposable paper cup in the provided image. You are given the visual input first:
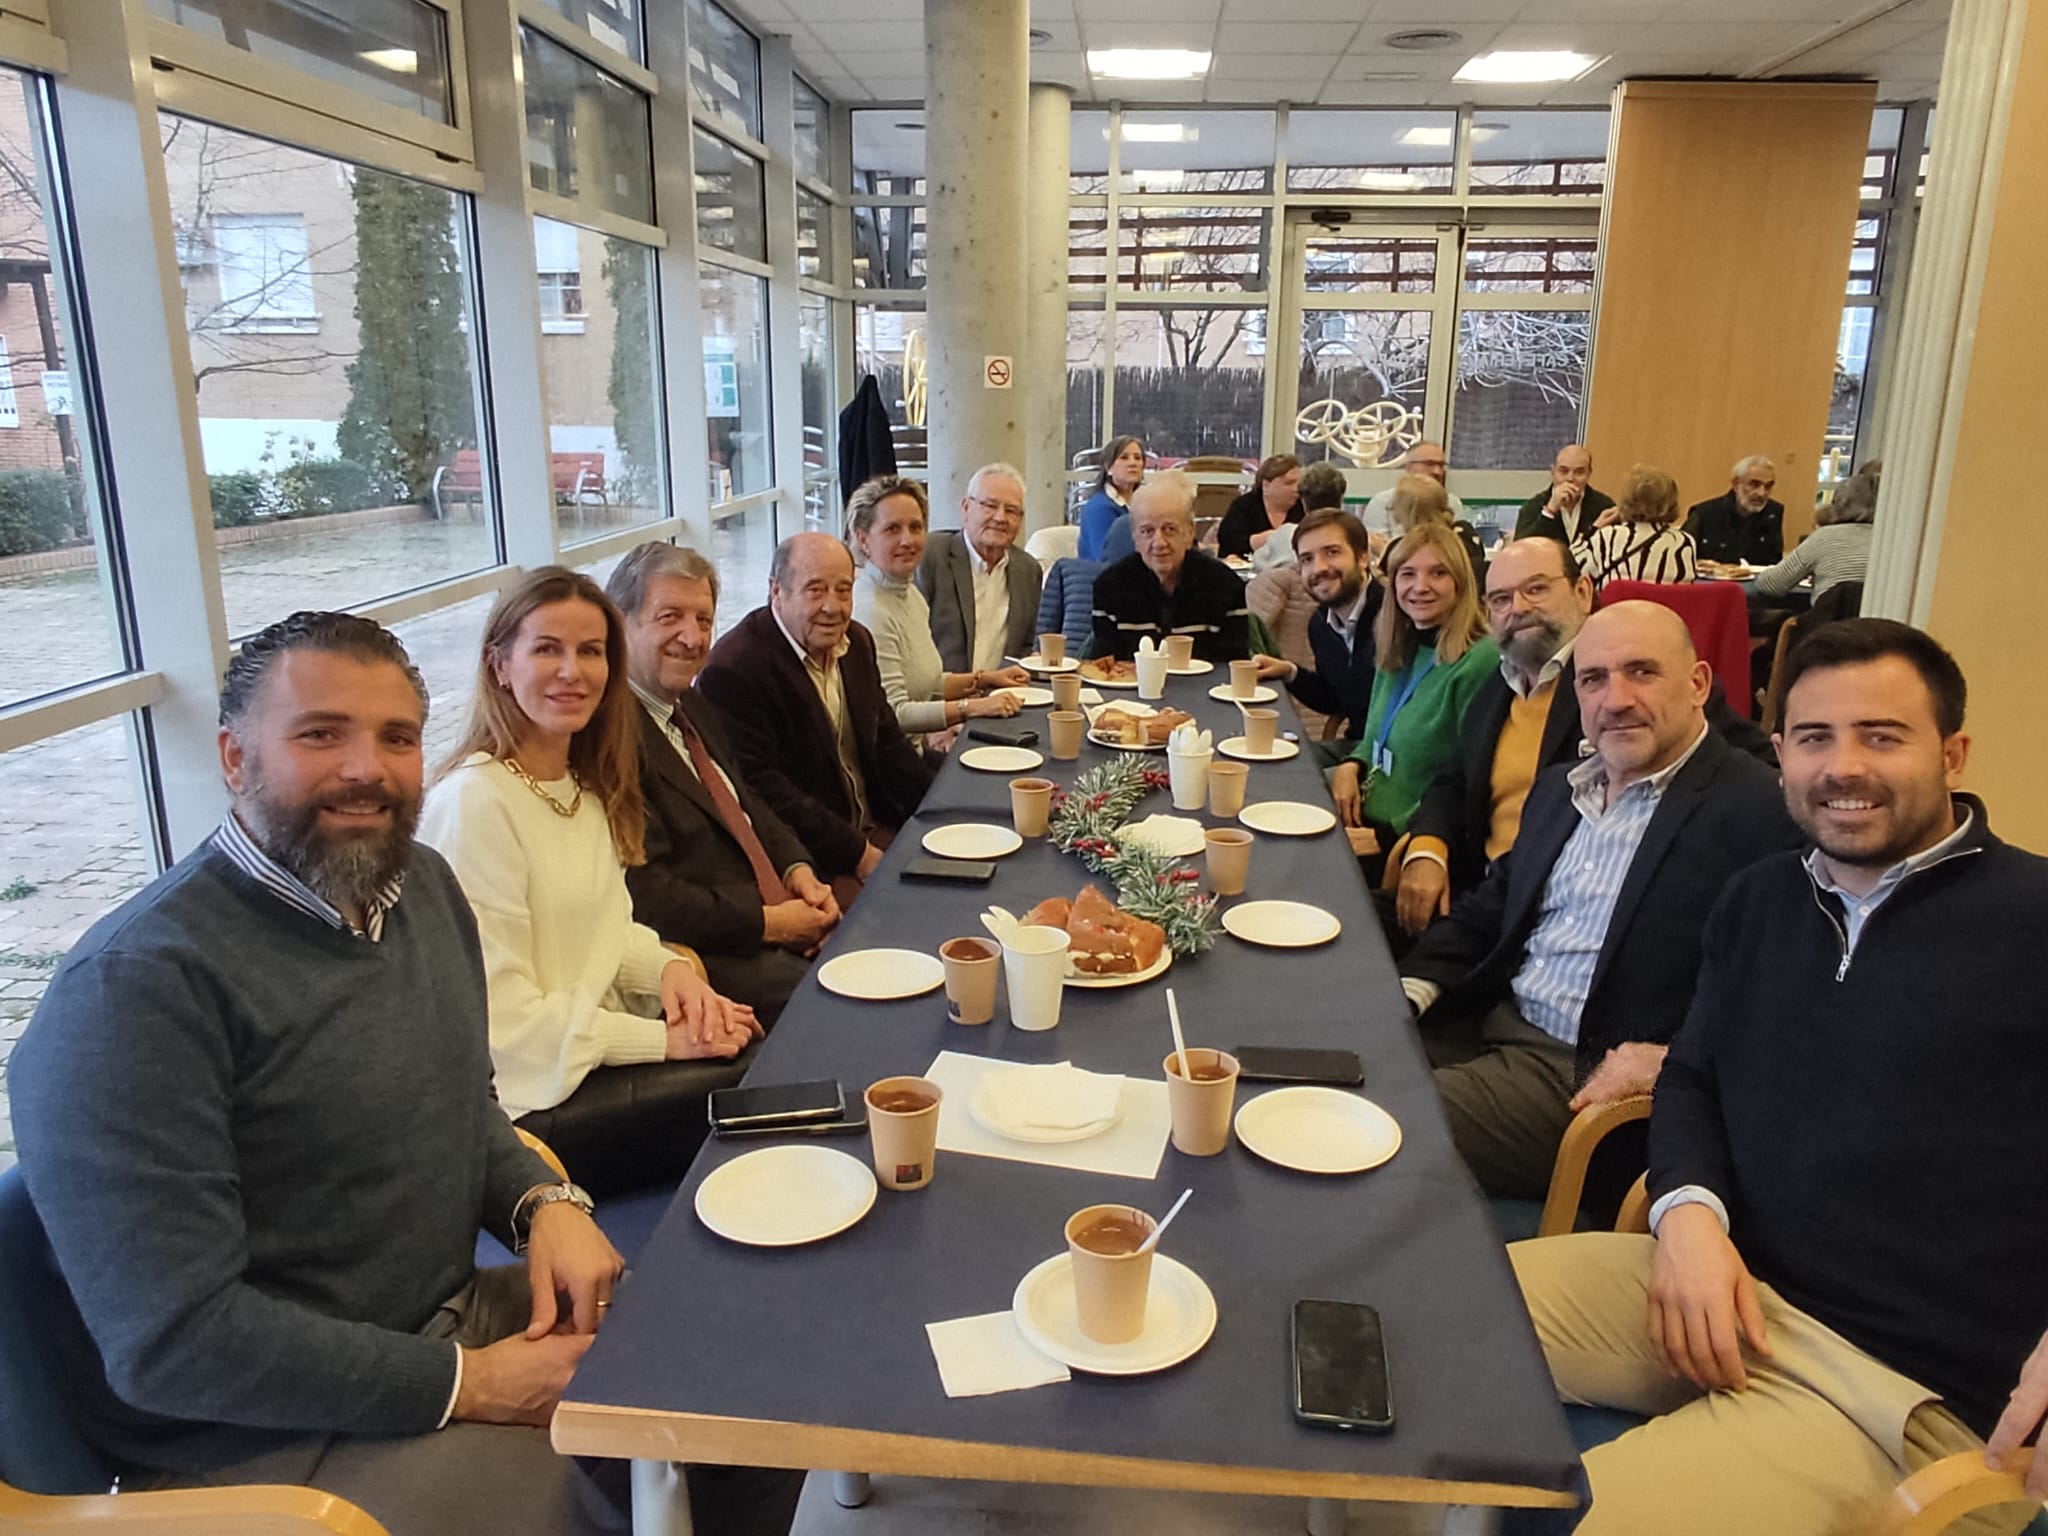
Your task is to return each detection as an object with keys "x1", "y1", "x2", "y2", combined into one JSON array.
[
  {"x1": 1205, "y1": 827, "x2": 1252, "y2": 896},
  {"x1": 940, "y1": 936, "x2": 999, "y2": 1025},
  {"x1": 1010, "y1": 777, "x2": 1055, "y2": 838},
  {"x1": 865, "y1": 1076, "x2": 943, "y2": 1191},
  {"x1": 1164, "y1": 634, "x2": 1195, "y2": 669},
  {"x1": 1243, "y1": 707, "x2": 1279, "y2": 754},
  {"x1": 1065, "y1": 1203, "x2": 1158, "y2": 1344},
  {"x1": 1050, "y1": 671, "x2": 1082, "y2": 712},
  {"x1": 1038, "y1": 632, "x2": 1066, "y2": 667},
  {"x1": 1136, "y1": 650, "x2": 1168, "y2": 700},
  {"x1": 1001, "y1": 926, "x2": 1071, "y2": 1032},
  {"x1": 1167, "y1": 749, "x2": 1212, "y2": 812},
  {"x1": 1229, "y1": 659, "x2": 1259, "y2": 699},
  {"x1": 1207, "y1": 762, "x2": 1249, "y2": 817},
  {"x1": 1049, "y1": 710, "x2": 1085, "y2": 760},
  {"x1": 1163, "y1": 1048, "x2": 1241, "y2": 1156}
]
